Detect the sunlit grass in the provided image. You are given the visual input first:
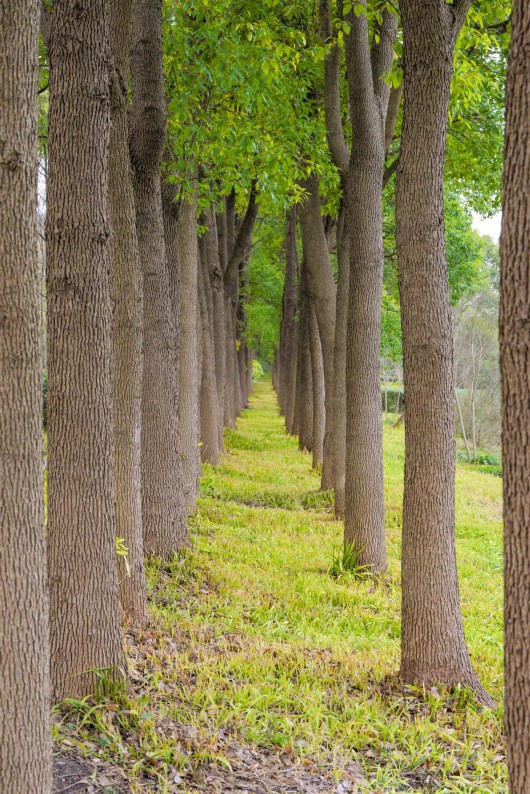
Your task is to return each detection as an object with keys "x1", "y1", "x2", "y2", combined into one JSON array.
[{"x1": 55, "y1": 379, "x2": 505, "y2": 792}]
